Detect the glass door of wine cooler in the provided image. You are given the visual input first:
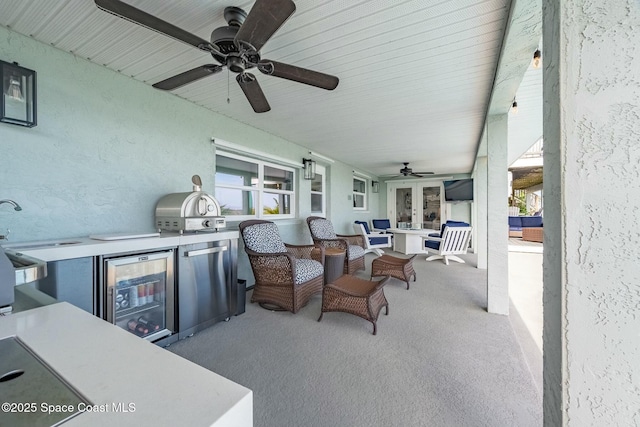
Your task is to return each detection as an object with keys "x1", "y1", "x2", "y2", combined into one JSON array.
[{"x1": 103, "y1": 250, "x2": 175, "y2": 342}]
